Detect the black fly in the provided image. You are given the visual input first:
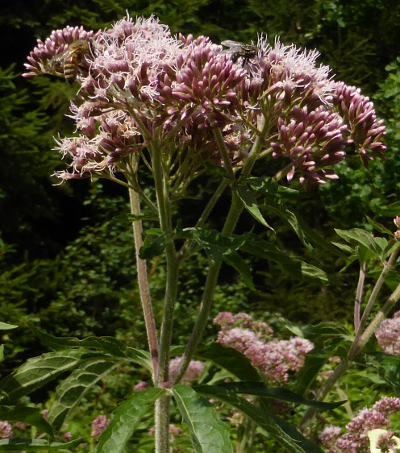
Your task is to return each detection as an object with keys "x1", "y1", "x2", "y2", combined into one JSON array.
[{"x1": 220, "y1": 40, "x2": 257, "y2": 65}]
